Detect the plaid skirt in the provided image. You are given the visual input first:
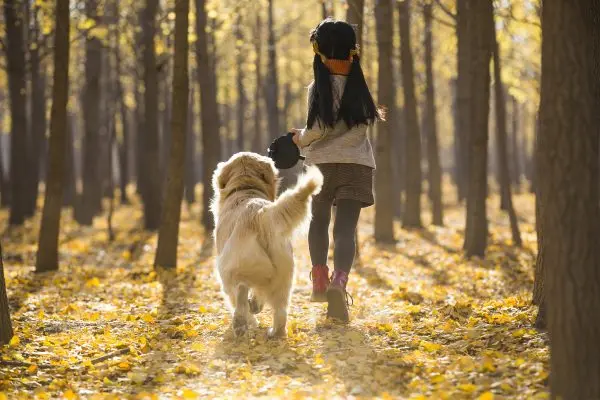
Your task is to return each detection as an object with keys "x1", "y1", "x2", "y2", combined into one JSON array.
[{"x1": 313, "y1": 163, "x2": 374, "y2": 208}]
